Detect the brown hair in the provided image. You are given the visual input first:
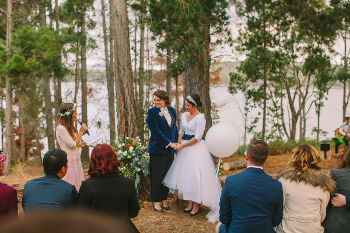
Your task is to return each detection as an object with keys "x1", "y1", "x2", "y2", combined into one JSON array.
[
  {"x1": 57, "y1": 103, "x2": 78, "y2": 140},
  {"x1": 339, "y1": 146, "x2": 350, "y2": 169},
  {"x1": 153, "y1": 90, "x2": 170, "y2": 105},
  {"x1": 289, "y1": 144, "x2": 321, "y2": 181},
  {"x1": 246, "y1": 139, "x2": 268, "y2": 165}
]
